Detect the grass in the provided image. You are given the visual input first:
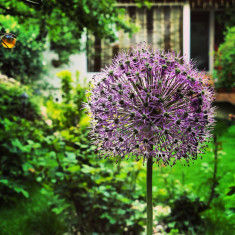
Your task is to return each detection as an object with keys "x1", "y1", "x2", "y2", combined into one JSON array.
[
  {"x1": 136, "y1": 121, "x2": 235, "y2": 196},
  {"x1": 135, "y1": 120, "x2": 235, "y2": 233}
]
